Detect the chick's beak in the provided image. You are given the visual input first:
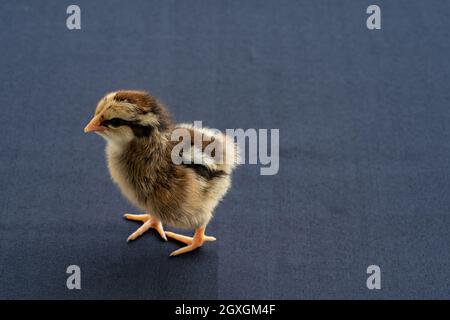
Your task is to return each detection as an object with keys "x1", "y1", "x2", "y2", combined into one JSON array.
[{"x1": 84, "y1": 115, "x2": 106, "y2": 133}]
